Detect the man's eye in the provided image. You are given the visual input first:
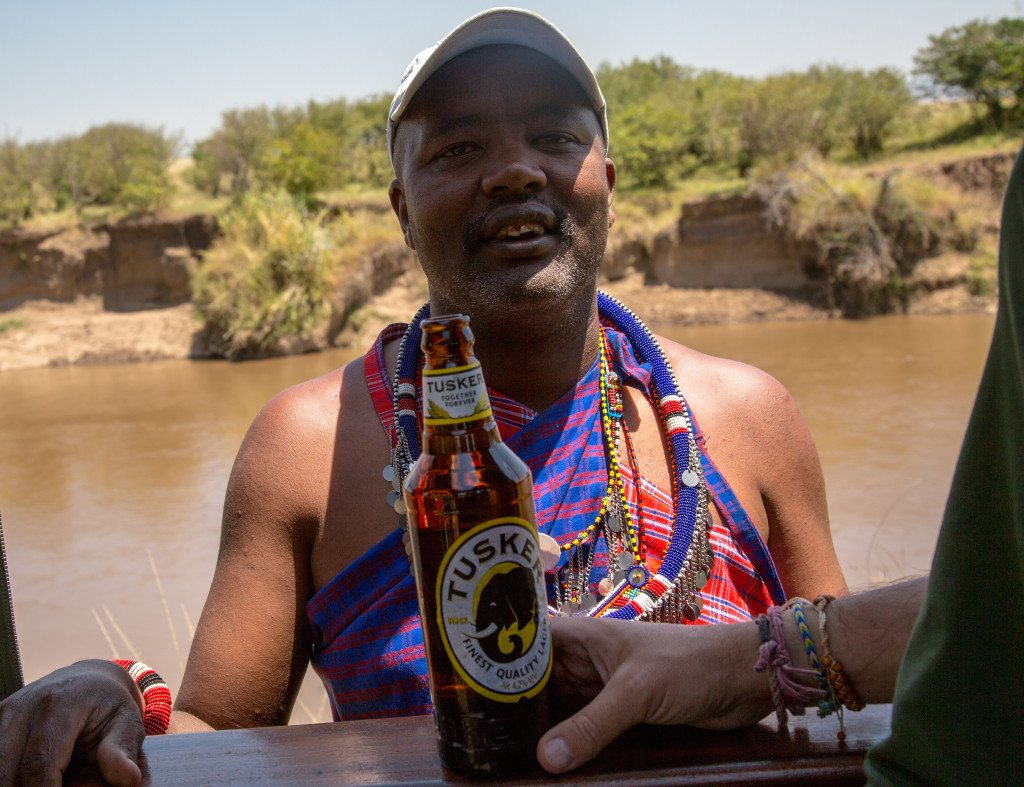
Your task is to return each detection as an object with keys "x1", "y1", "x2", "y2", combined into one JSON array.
[
  {"x1": 538, "y1": 133, "x2": 575, "y2": 145},
  {"x1": 438, "y1": 143, "x2": 473, "y2": 158}
]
